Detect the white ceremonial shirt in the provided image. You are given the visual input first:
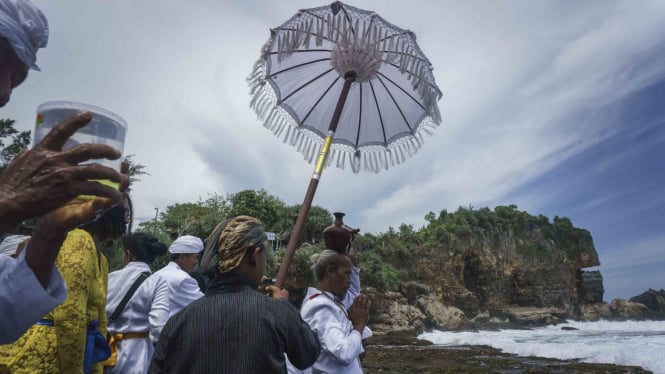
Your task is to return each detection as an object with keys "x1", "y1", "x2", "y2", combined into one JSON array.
[
  {"x1": 106, "y1": 261, "x2": 170, "y2": 374},
  {"x1": 287, "y1": 267, "x2": 372, "y2": 374},
  {"x1": 153, "y1": 261, "x2": 203, "y2": 317},
  {"x1": 0, "y1": 249, "x2": 67, "y2": 344}
]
